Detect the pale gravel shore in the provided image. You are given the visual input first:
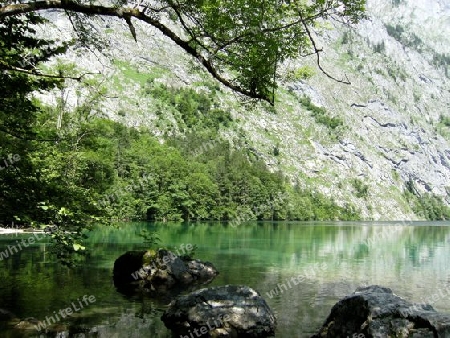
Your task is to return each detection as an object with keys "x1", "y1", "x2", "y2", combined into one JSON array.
[
  {"x1": 0, "y1": 228, "x2": 44, "y2": 234},
  {"x1": 0, "y1": 228, "x2": 24, "y2": 234}
]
